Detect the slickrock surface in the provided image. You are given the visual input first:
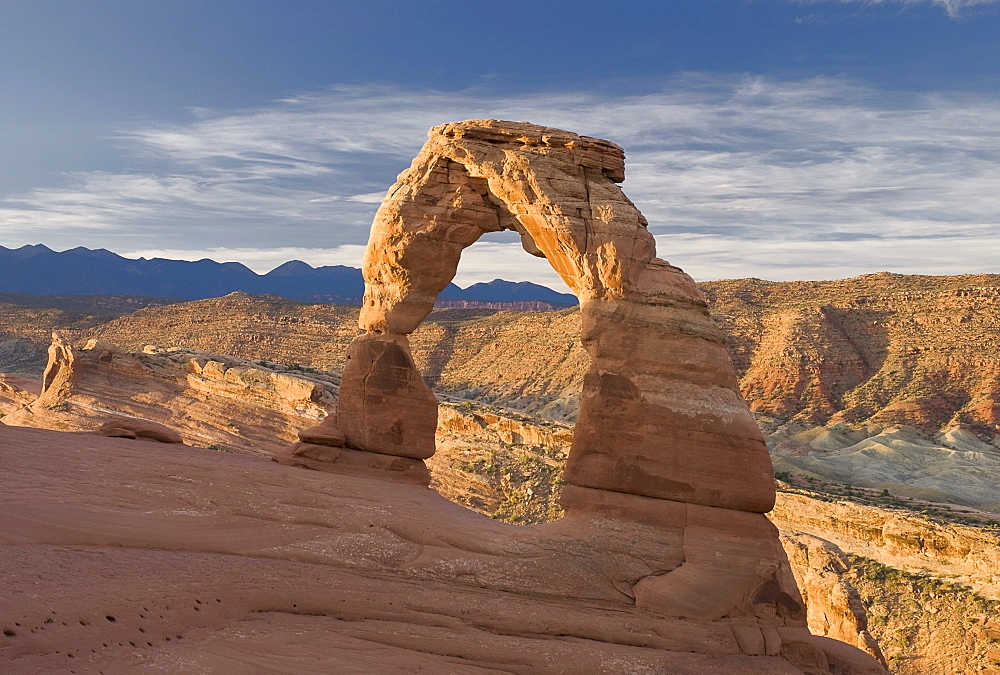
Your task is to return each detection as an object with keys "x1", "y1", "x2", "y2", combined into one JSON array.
[
  {"x1": 1, "y1": 425, "x2": 882, "y2": 673},
  {"x1": 98, "y1": 418, "x2": 183, "y2": 443},
  {"x1": 430, "y1": 405, "x2": 1000, "y2": 672},
  {"x1": 2, "y1": 333, "x2": 336, "y2": 454}
]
